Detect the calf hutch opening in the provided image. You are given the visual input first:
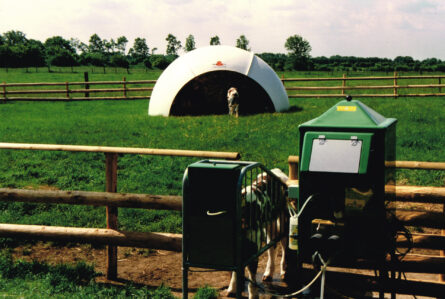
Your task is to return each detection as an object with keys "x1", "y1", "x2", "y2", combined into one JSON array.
[
  {"x1": 171, "y1": 71, "x2": 273, "y2": 116},
  {"x1": 148, "y1": 46, "x2": 289, "y2": 116}
]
